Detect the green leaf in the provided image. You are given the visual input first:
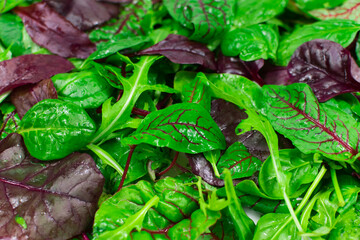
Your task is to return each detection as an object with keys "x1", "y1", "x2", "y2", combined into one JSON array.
[
  {"x1": 262, "y1": 83, "x2": 360, "y2": 162},
  {"x1": 308, "y1": 0, "x2": 360, "y2": 22},
  {"x1": 293, "y1": 0, "x2": 346, "y2": 11},
  {"x1": 0, "y1": 103, "x2": 20, "y2": 140},
  {"x1": 221, "y1": 24, "x2": 279, "y2": 61},
  {"x1": 0, "y1": 0, "x2": 27, "y2": 14},
  {"x1": 181, "y1": 72, "x2": 211, "y2": 111},
  {"x1": 217, "y1": 142, "x2": 262, "y2": 179},
  {"x1": 0, "y1": 43, "x2": 11, "y2": 61},
  {"x1": 52, "y1": 70, "x2": 113, "y2": 109},
  {"x1": 233, "y1": 0, "x2": 287, "y2": 27},
  {"x1": 19, "y1": 99, "x2": 96, "y2": 160},
  {"x1": 163, "y1": 0, "x2": 235, "y2": 42},
  {"x1": 329, "y1": 207, "x2": 360, "y2": 239},
  {"x1": 122, "y1": 103, "x2": 226, "y2": 153},
  {"x1": 277, "y1": 19, "x2": 360, "y2": 65}
]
